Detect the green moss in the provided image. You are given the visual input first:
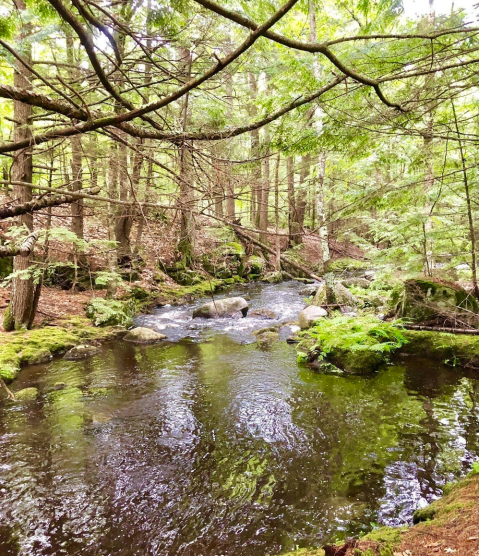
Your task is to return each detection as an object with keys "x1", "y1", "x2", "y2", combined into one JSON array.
[
  {"x1": 299, "y1": 315, "x2": 407, "y2": 374},
  {"x1": 157, "y1": 277, "x2": 240, "y2": 303},
  {"x1": 413, "y1": 471, "x2": 479, "y2": 526},
  {"x1": 401, "y1": 330, "x2": 479, "y2": 367},
  {"x1": 14, "y1": 387, "x2": 39, "y2": 401},
  {"x1": 0, "y1": 317, "x2": 120, "y2": 383},
  {"x1": 245, "y1": 255, "x2": 266, "y2": 275},
  {"x1": 359, "y1": 526, "x2": 406, "y2": 556},
  {"x1": 326, "y1": 257, "x2": 371, "y2": 272},
  {"x1": 86, "y1": 298, "x2": 135, "y2": 327}
]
